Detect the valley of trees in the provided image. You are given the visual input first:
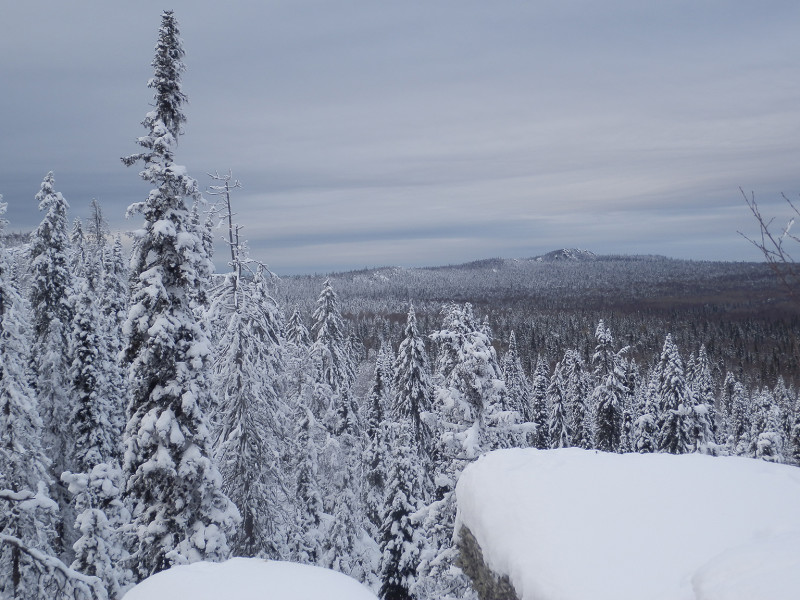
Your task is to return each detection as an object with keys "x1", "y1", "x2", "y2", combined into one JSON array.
[{"x1": 1, "y1": 10, "x2": 798, "y2": 600}]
